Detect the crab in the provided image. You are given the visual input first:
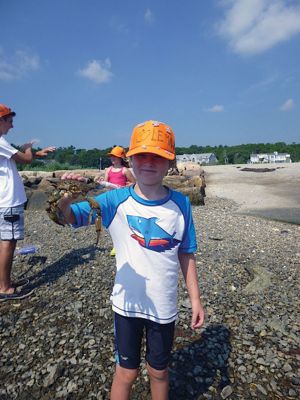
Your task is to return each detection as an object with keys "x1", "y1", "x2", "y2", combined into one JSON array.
[{"x1": 45, "y1": 178, "x2": 103, "y2": 245}]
